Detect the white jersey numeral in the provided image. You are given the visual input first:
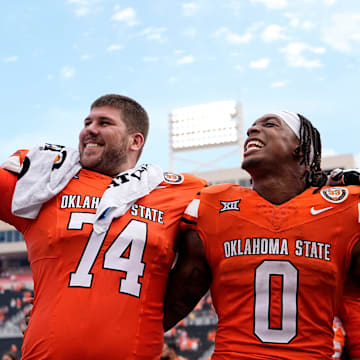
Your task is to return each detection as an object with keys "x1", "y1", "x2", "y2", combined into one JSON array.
[
  {"x1": 103, "y1": 220, "x2": 147, "y2": 297},
  {"x1": 68, "y1": 212, "x2": 147, "y2": 297},
  {"x1": 254, "y1": 260, "x2": 298, "y2": 343}
]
